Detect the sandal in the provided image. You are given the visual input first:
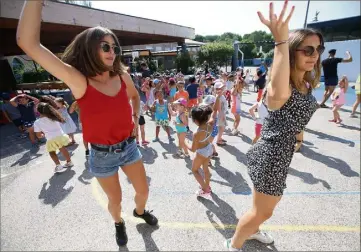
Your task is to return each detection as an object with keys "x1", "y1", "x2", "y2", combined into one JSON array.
[{"x1": 216, "y1": 142, "x2": 226, "y2": 146}]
